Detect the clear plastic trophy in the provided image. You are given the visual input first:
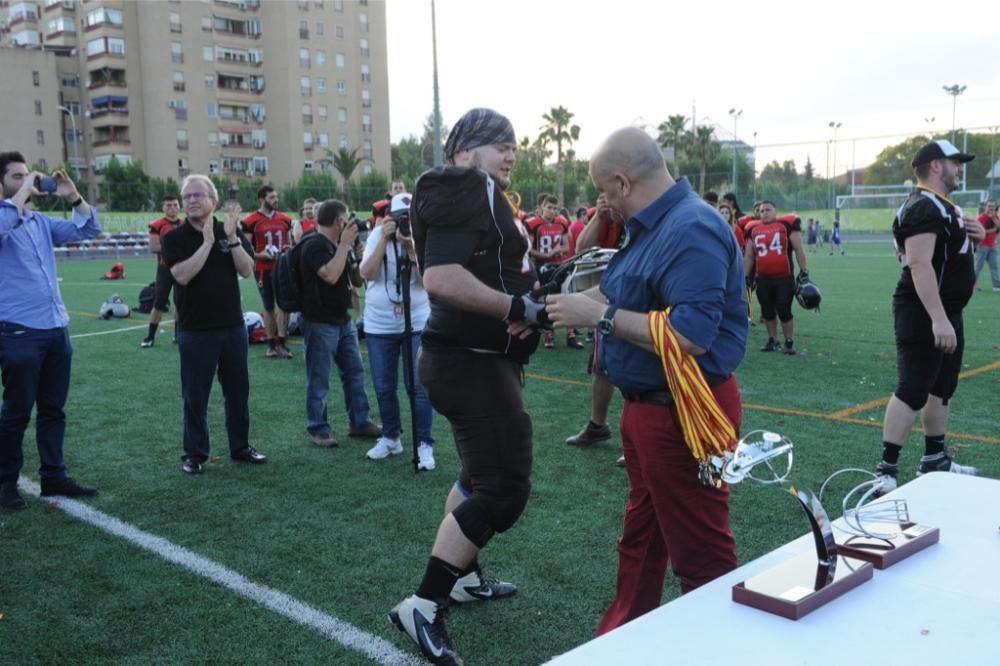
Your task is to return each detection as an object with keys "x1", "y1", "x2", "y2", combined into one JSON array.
[{"x1": 721, "y1": 431, "x2": 874, "y2": 620}]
